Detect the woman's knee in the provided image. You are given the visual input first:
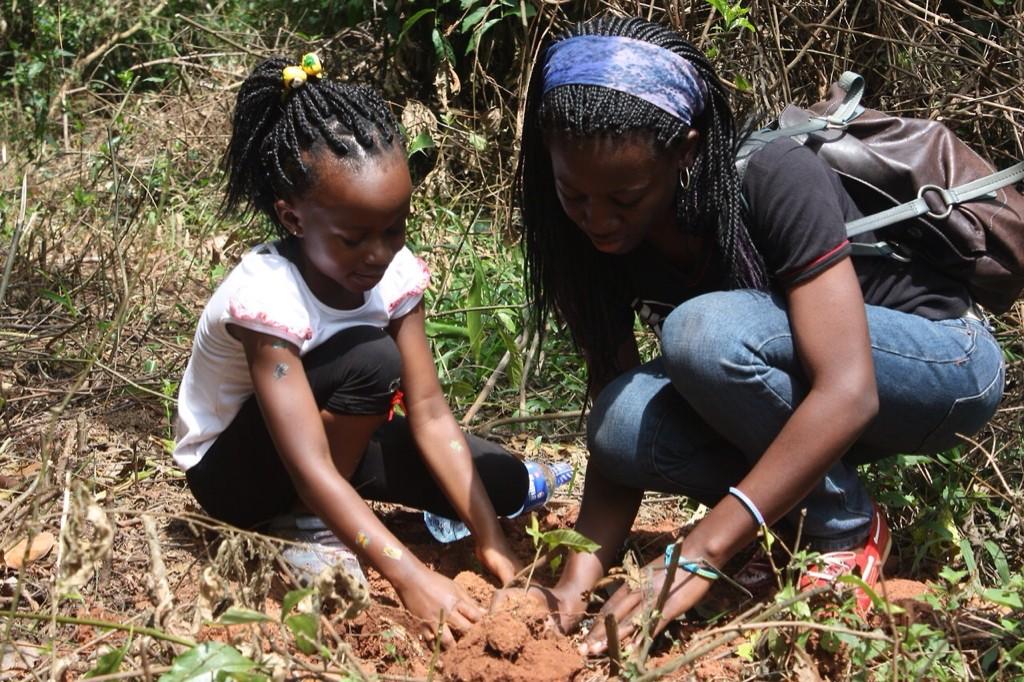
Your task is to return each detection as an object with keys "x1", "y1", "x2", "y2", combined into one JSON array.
[
  {"x1": 660, "y1": 291, "x2": 785, "y2": 390},
  {"x1": 586, "y1": 372, "x2": 652, "y2": 476},
  {"x1": 916, "y1": 331, "x2": 1005, "y2": 453},
  {"x1": 305, "y1": 326, "x2": 402, "y2": 414}
]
